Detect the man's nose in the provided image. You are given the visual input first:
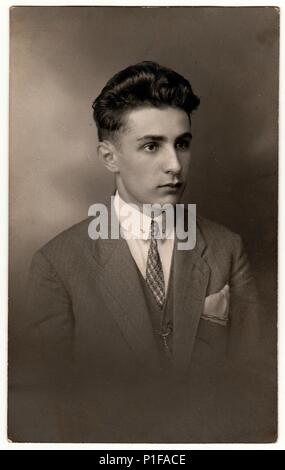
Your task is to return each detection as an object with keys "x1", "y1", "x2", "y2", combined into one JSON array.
[{"x1": 164, "y1": 146, "x2": 182, "y2": 174}]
